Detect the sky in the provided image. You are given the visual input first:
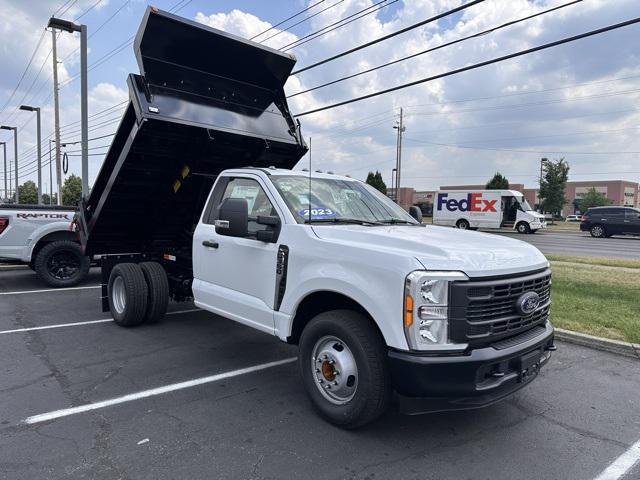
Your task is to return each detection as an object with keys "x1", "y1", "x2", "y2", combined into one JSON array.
[{"x1": 0, "y1": 0, "x2": 638, "y2": 198}]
